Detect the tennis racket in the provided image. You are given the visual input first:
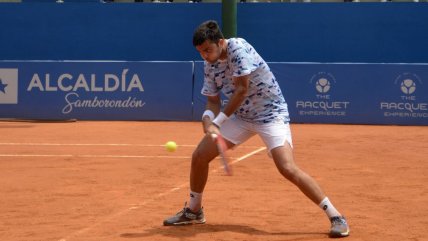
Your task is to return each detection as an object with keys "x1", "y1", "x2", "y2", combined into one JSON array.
[{"x1": 211, "y1": 133, "x2": 232, "y2": 176}]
